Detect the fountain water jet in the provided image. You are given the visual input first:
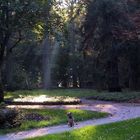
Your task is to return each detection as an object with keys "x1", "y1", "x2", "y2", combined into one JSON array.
[{"x1": 42, "y1": 36, "x2": 59, "y2": 89}]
